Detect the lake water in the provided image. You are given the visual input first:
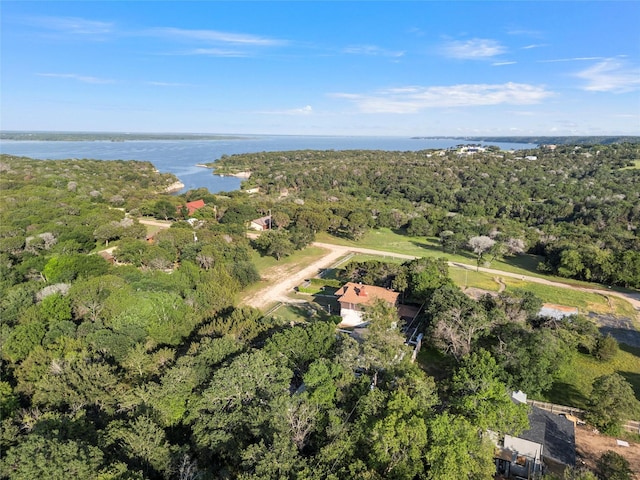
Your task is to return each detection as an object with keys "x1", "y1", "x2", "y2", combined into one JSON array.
[{"x1": 0, "y1": 135, "x2": 531, "y2": 194}]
